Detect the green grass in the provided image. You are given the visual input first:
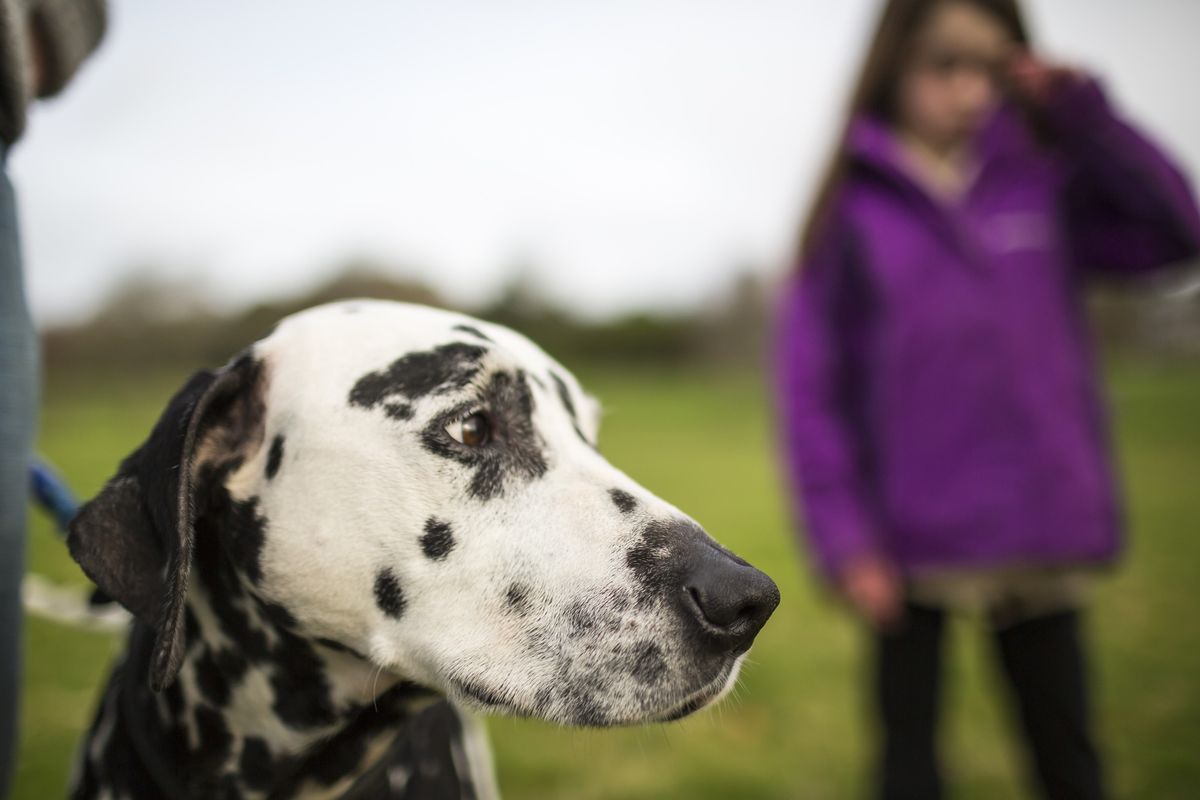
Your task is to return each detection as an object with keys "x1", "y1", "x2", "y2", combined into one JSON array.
[{"x1": 13, "y1": 360, "x2": 1200, "y2": 798}]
